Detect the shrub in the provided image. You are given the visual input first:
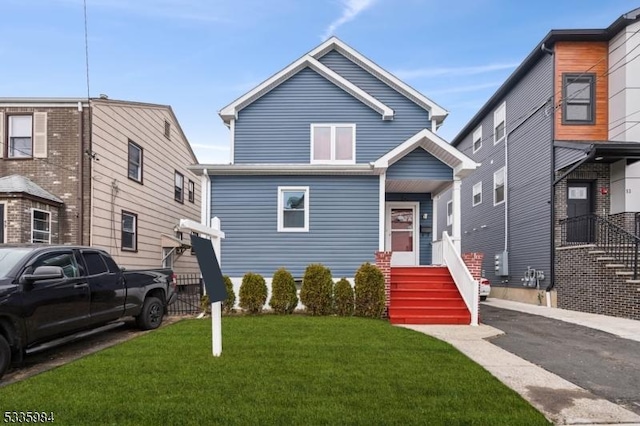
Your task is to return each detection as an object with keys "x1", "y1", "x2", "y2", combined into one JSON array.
[
  {"x1": 239, "y1": 272, "x2": 268, "y2": 314},
  {"x1": 300, "y1": 264, "x2": 333, "y2": 315},
  {"x1": 269, "y1": 268, "x2": 299, "y2": 314},
  {"x1": 334, "y1": 278, "x2": 354, "y2": 316},
  {"x1": 354, "y1": 263, "x2": 385, "y2": 318},
  {"x1": 200, "y1": 275, "x2": 236, "y2": 315}
]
